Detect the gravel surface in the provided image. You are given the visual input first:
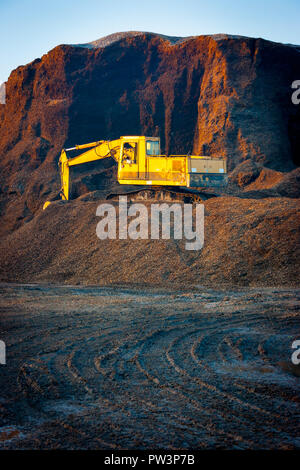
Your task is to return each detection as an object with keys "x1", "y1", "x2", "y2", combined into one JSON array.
[
  {"x1": 0, "y1": 284, "x2": 299, "y2": 450},
  {"x1": 1, "y1": 197, "x2": 299, "y2": 287}
]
